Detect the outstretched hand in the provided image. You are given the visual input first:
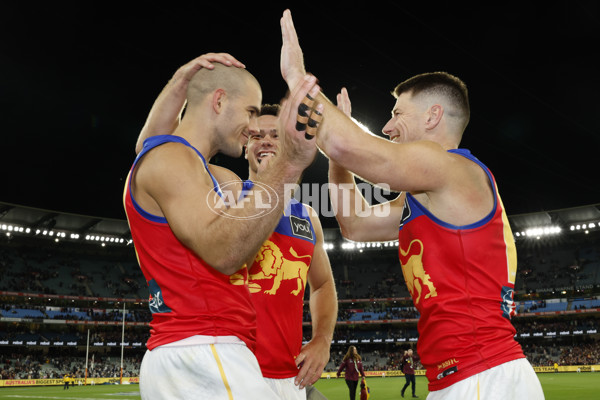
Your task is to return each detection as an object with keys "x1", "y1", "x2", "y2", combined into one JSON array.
[
  {"x1": 336, "y1": 87, "x2": 352, "y2": 117},
  {"x1": 172, "y1": 53, "x2": 245, "y2": 84},
  {"x1": 280, "y1": 9, "x2": 307, "y2": 90},
  {"x1": 276, "y1": 75, "x2": 322, "y2": 174},
  {"x1": 135, "y1": 53, "x2": 245, "y2": 154}
]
